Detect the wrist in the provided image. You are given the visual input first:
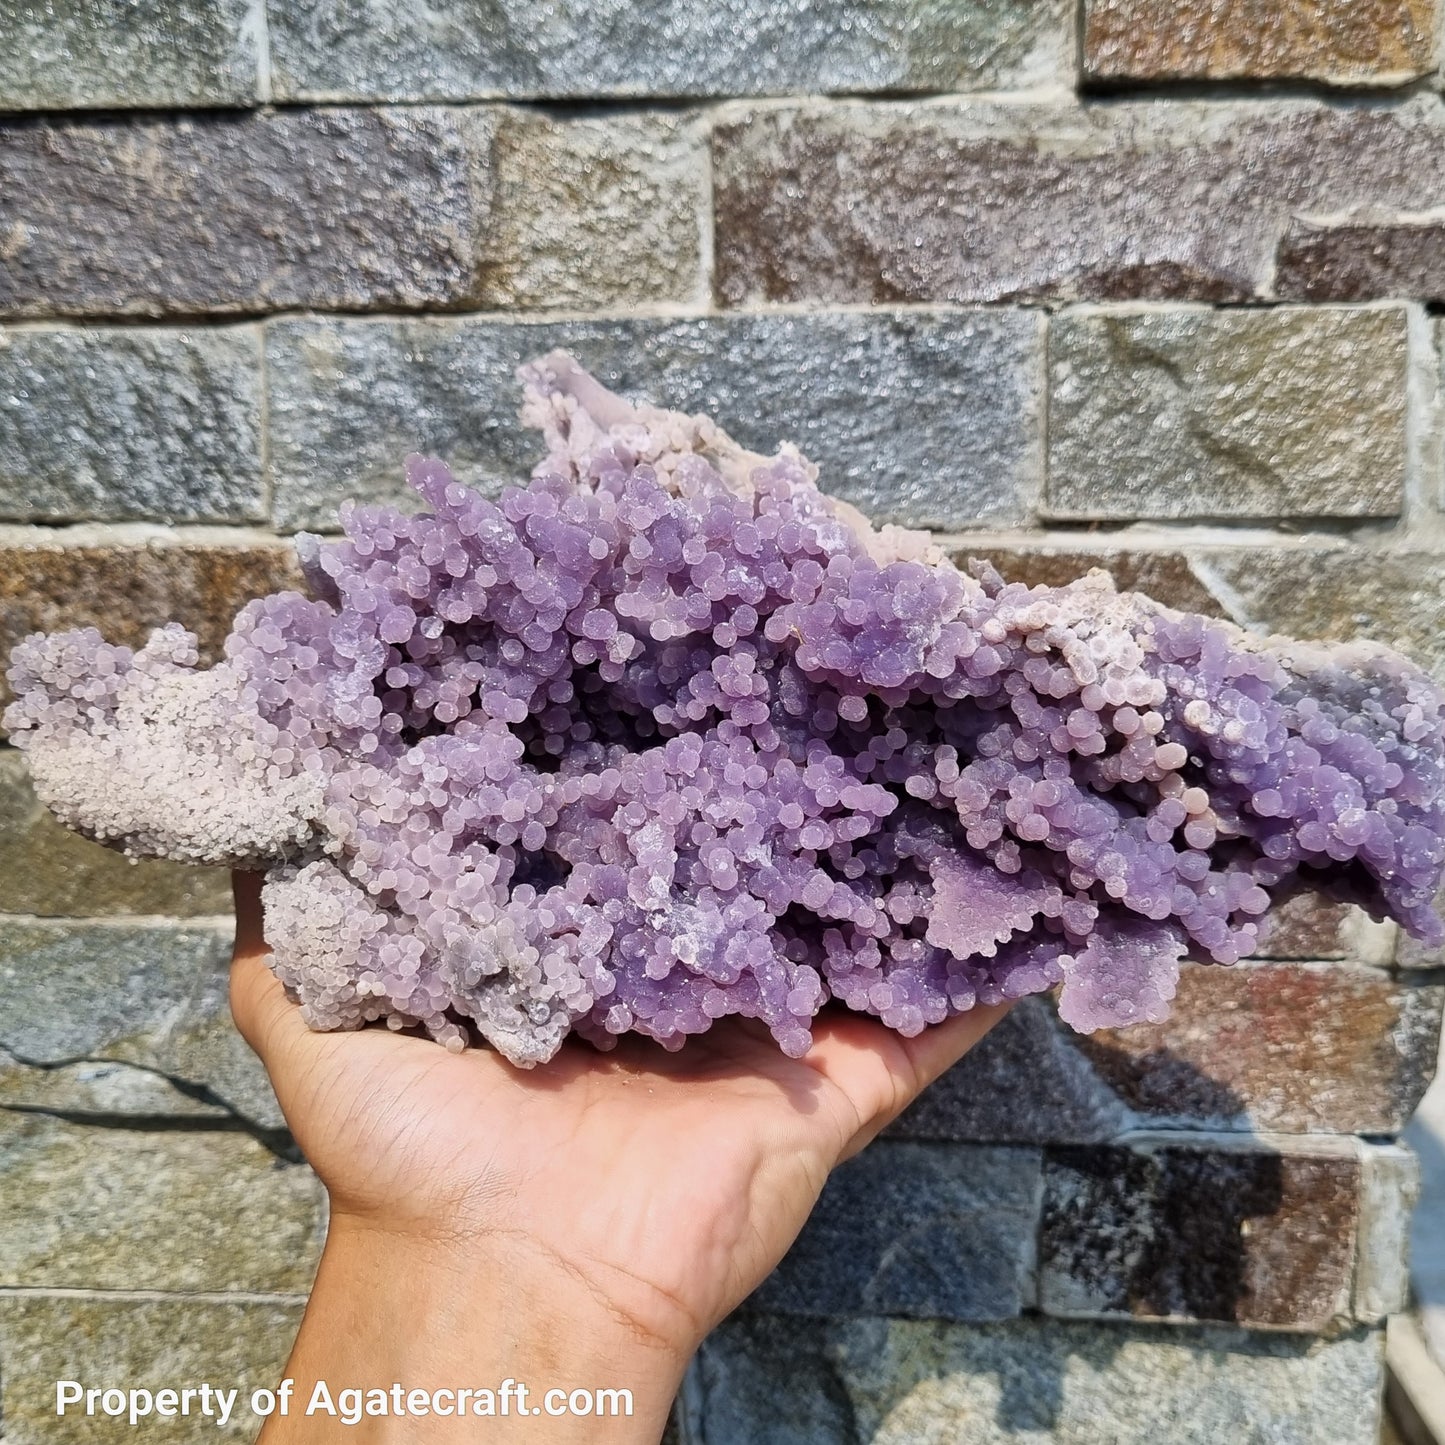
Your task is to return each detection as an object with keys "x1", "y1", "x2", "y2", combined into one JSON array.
[{"x1": 266, "y1": 1211, "x2": 689, "y2": 1442}]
